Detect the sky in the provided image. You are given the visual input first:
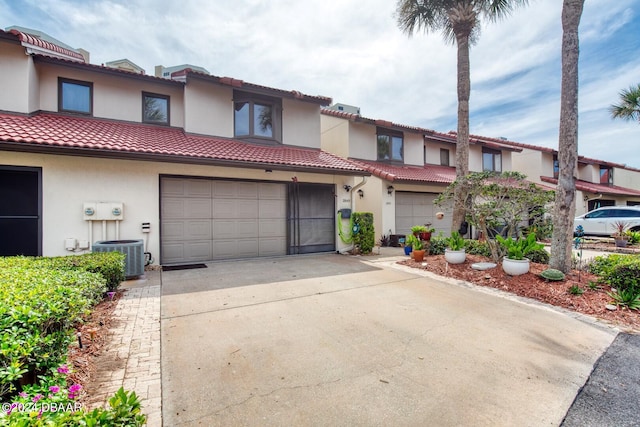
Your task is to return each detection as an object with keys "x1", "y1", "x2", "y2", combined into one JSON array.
[{"x1": 2, "y1": 0, "x2": 639, "y2": 168}]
